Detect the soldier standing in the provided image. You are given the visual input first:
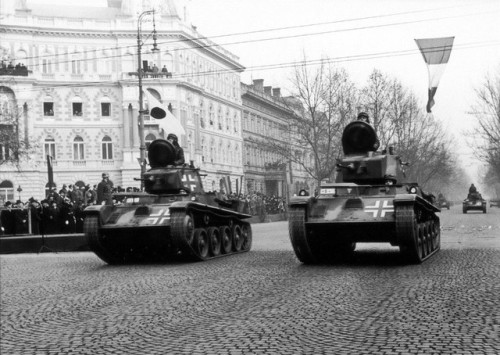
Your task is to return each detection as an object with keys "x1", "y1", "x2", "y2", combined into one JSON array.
[{"x1": 97, "y1": 173, "x2": 114, "y2": 205}]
